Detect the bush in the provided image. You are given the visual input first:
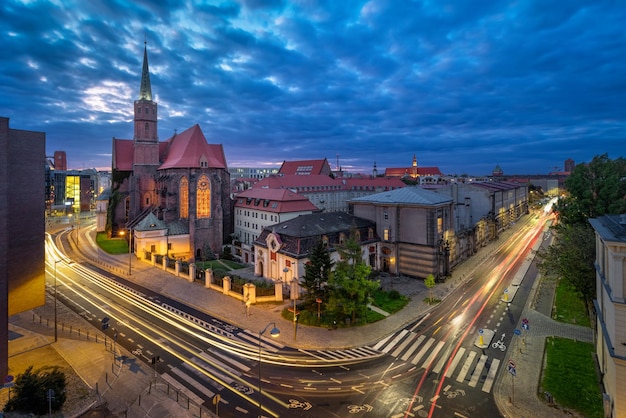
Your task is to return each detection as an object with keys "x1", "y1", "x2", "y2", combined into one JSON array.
[{"x1": 5, "y1": 365, "x2": 67, "y2": 415}]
